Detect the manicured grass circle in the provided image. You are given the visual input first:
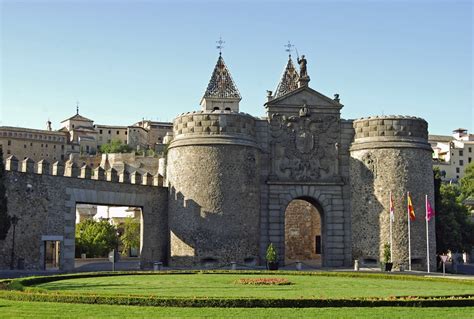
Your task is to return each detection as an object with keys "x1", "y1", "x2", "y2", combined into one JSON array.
[{"x1": 1, "y1": 271, "x2": 473, "y2": 308}]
